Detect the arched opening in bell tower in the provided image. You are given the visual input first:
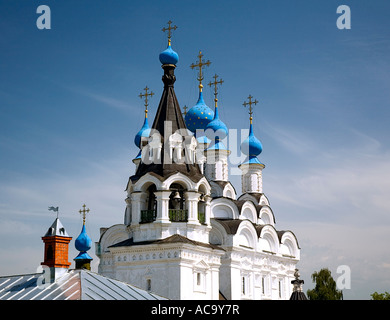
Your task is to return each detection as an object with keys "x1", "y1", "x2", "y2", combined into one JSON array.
[{"x1": 168, "y1": 183, "x2": 187, "y2": 222}]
